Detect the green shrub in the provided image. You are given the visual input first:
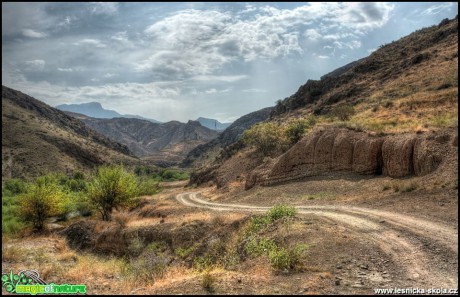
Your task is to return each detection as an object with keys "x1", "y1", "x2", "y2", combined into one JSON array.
[
  {"x1": 242, "y1": 122, "x2": 288, "y2": 155},
  {"x1": 67, "y1": 179, "x2": 87, "y2": 192},
  {"x1": 2, "y1": 179, "x2": 28, "y2": 197},
  {"x1": 202, "y1": 271, "x2": 216, "y2": 293},
  {"x1": 72, "y1": 171, "x2": 85, "y2": 180},
  {"x1": 88, "y1": 165, "x2": 139, "y2": 221},
  {"x1": 128, "y1": 237, "x2": 145, "y2": 257},
  {"x1": 194, "y1": 254, "x2": 214, "y2": 272},
  {"x1": 268, "y1": 244, "x2": 308, "y2": 271},
  {"x1": 146, "y1": 241, "x2": 168, "y2": 254},
  {"x1": 266, "y1": 204, "x2": 297, "y2": 221},
  {"x1": 175, "y1": 244, "x2": 198, "y2": 259},
  {"x1": 74, "y1": 193, "x2": 93, "y2": 217},
  {"x1": 136, "y1": 177, "x2": 161, "y2": 196},
  {"x1": 245, "y1": 237, "x2": 277, "y2": 257},
  {"x1": 246, "y1": 216, "x2": 271, "y2": 234},
  {"x1": 246, "y1": 205, "x2": 297, "y2": 235},
  {"x1": 18, "y1": 175, "x2": 69, "y2": 231},
  {"x1": 268, "y1": 247, "x2": 290, "y2": 270},
  {"x1": 2, "y1": 196, "x2": 25, "y2": 236},
  {"x1": 284, "y1": 117, "x2": 316, "y2": 145}
]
